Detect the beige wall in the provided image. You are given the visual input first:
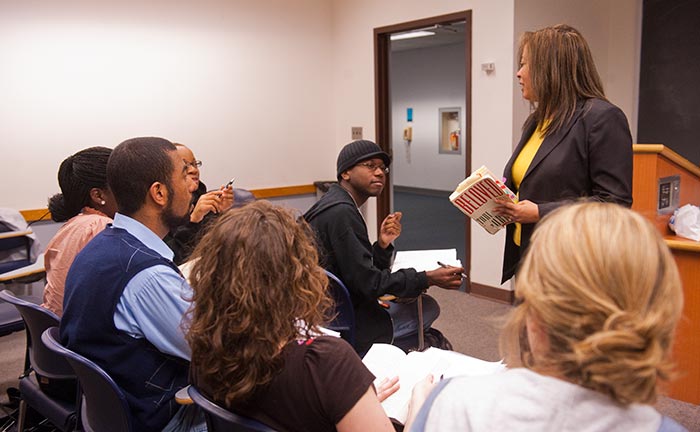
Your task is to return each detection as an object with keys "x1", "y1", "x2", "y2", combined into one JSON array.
[{"x1": 0, "y1": 0, "x2": 336, "y2": 209}]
